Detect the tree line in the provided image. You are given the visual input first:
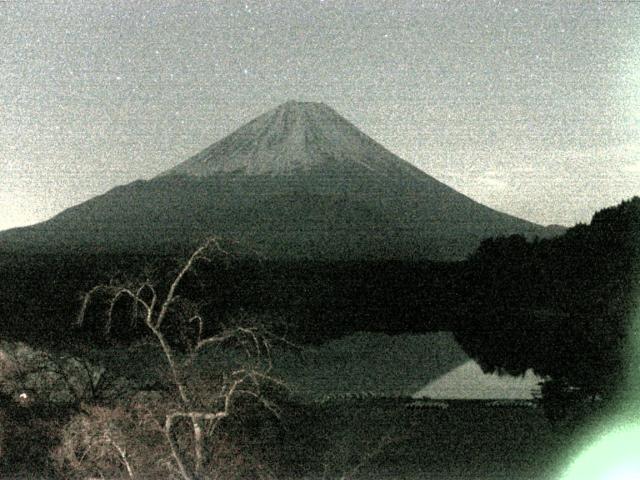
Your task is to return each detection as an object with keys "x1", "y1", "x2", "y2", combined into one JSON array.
[{"x1": 453, "y1": 197, "x2": 640, "y2": 415}]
